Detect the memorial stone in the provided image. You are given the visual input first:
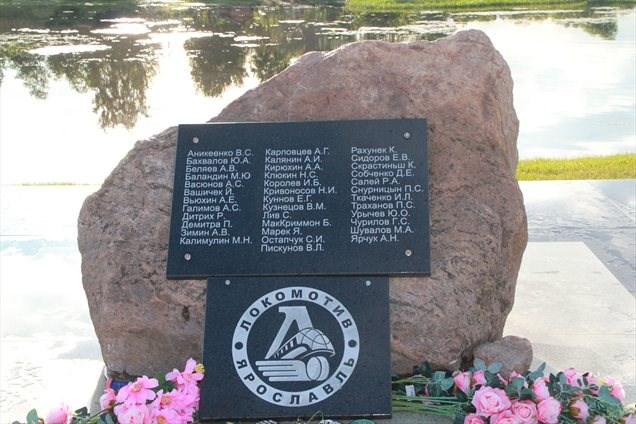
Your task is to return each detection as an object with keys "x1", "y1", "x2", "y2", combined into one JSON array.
[{"x1": 78, "y1": 30, "x2": 527, "y2": 377}]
